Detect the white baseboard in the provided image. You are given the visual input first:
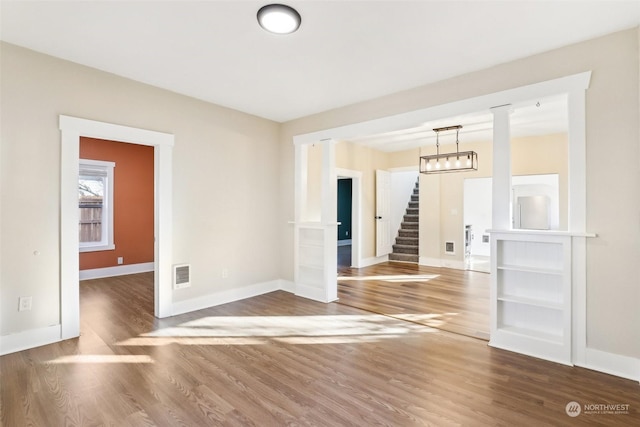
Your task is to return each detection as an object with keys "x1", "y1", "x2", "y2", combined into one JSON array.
[
  {"x1": 280, "y1": 279, "x2": 295, "y2": 293},
  {"x1": 441, "y1": 259, "x2": 466, "y2": 270},
  {"x1": 294, "y1": 282, "x2": 337, "y2": 303},
  {"x1": 80, "y1": 262, "x2": 155, "y2": 280},
  {"x1": 419, "y1": 257, "x2": 466, "y2": 270},
  {"x1": 579, "y1": 347, "x2": 640, "y2": 383},
  {"x1": 419, "y1": 256, "x2": 442, "y2": 267},
  {"x1": 0, "y1": 325, "x2": 61, "y2": 356},
  {"x1": 359, "y1": 254, "x2": 389, "y2": 268},
  {"x1": 172, "y1": 279, "x2": 292, "y2": 316}
]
